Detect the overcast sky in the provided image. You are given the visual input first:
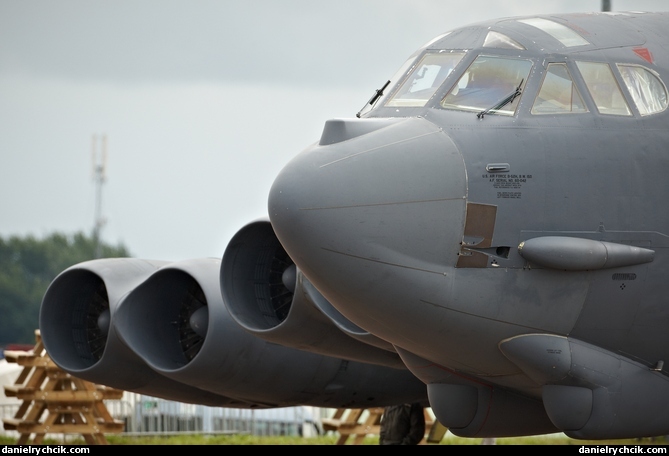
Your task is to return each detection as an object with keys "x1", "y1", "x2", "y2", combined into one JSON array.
[{"x1": 1, "y1": 0, "x2": 667, "y2": 262}]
